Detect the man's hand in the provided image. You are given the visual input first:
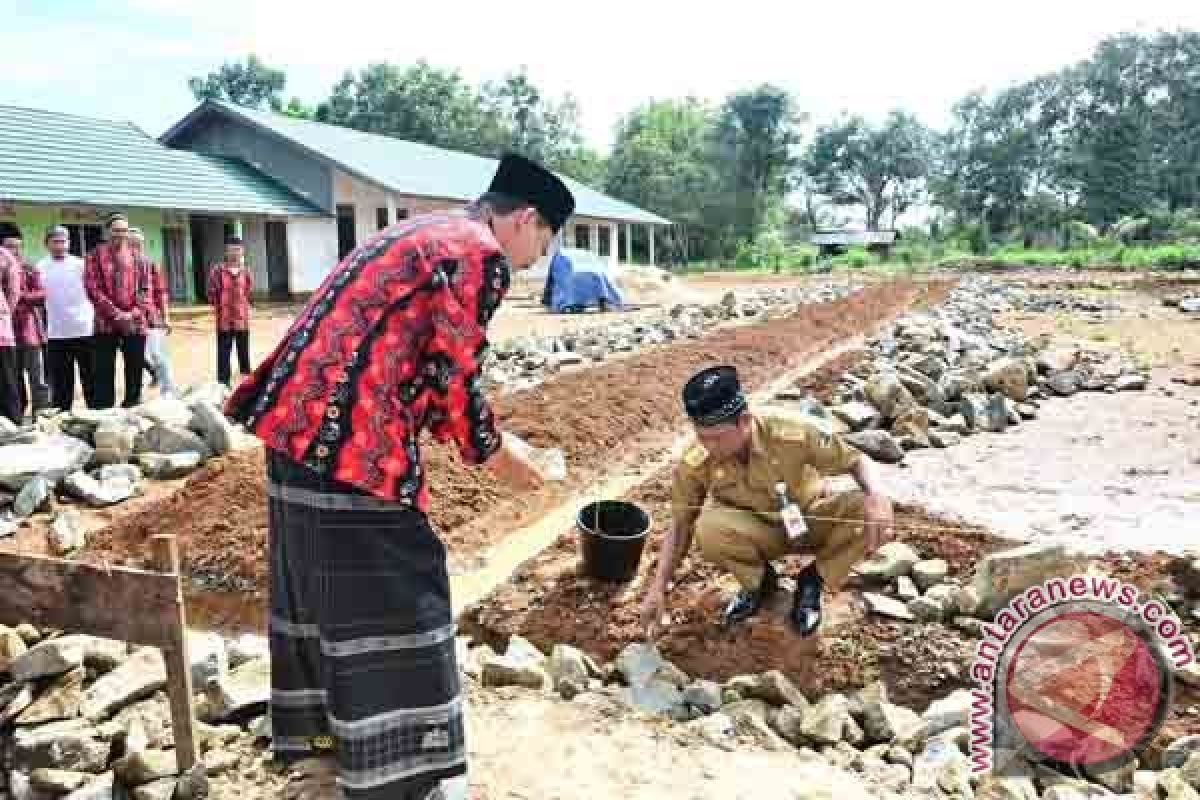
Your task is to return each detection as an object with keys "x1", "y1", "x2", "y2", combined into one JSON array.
[
  {"x1": 862, "y1": 492, "x2": 894, "y2": 555},
  {"x1": 640, "y1": 586, "x2": 666, "y2": 640},
  {"x1": 486, "y1": 434, "x2": 545, "y2": 491}
]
